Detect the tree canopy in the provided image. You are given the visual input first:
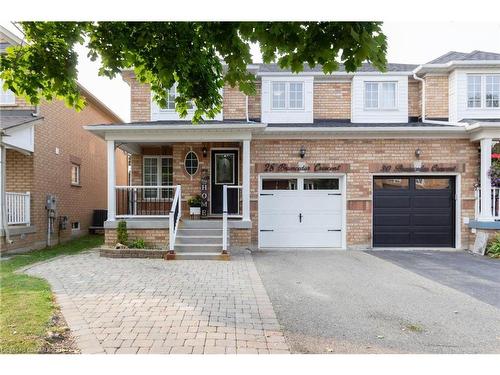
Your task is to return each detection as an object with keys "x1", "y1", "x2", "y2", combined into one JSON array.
[{"x1": 0, "y1": 22, "x2": 387, "y2": 122}]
